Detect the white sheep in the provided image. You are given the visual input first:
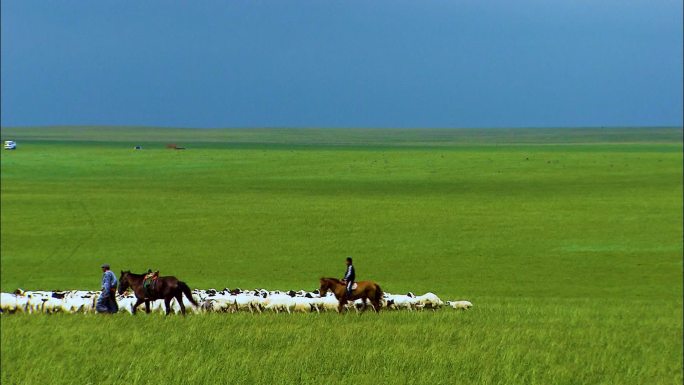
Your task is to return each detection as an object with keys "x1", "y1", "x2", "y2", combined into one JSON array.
[
  {"x1": 264, "y1": 294, "x2": 295, "y2": 313},
  {"x1": 201, "y1": 299, "x2": 224, "y2": 313},
  {"x1": 26, "y1": 294, "x2": 48, "y2": 314},
  {"x1": 116, "y1": 296, "x2": 137, "y2": 314},
  {"x1": 415, "y1": 292, "x2": 443, "y2": 310},
  {"x1": 42, "y1": 297, "x2": 64, "y2": 314},
  {"x1": 318, "y1": 293, "x2": 340, "y2": 312},
  {"x1": 292, "y1": 297, "x2": 320, "y2": 313},
  {"x1": 446, "y1": 300, "x2": 472, "y2": 310},
  {"x1": 384, "y1": 294, "x2": 417, "y2": 311},
  {"x1": 0, "y1": 293, "x2": 19, "y2": 313},
  {"x1": 233, "y1": 293, "x2": 262, "y2": 313}
]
